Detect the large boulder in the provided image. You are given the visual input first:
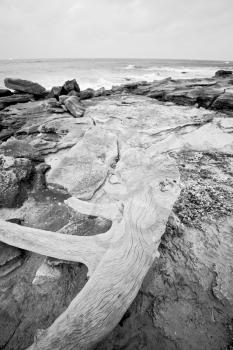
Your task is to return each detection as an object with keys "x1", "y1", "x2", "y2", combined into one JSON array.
[
  {"x1": 62, "y1": 79, "x2": 80, "y2": 94},
  {"x1": 63, "y1": 96, "x2": 85, "y2": 118},
  {"x1": 215, "y1": 70, "x2": 233, "y2": 78},
  {"x1": 4, "y1": 78, "x2": 46, "y2": 96}
]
